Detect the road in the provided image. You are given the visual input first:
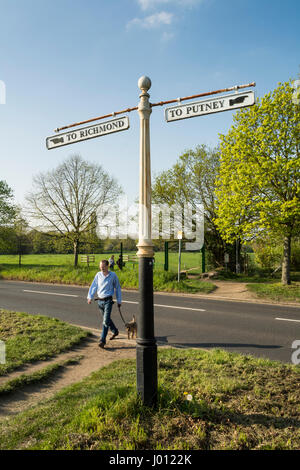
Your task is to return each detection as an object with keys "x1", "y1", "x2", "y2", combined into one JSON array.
[{"x1": 0, "y1": 280, "x2": 299, "y2": 364}]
